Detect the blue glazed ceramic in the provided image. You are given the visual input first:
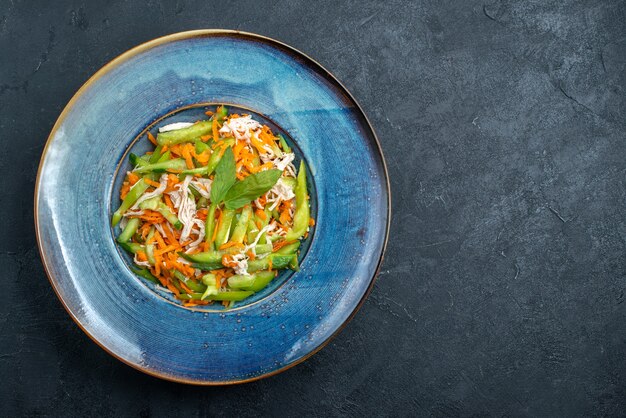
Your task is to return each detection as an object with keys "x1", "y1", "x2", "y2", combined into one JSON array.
[{"x1": 35, "y1": 30, "x2": 389, "y2": 384}]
